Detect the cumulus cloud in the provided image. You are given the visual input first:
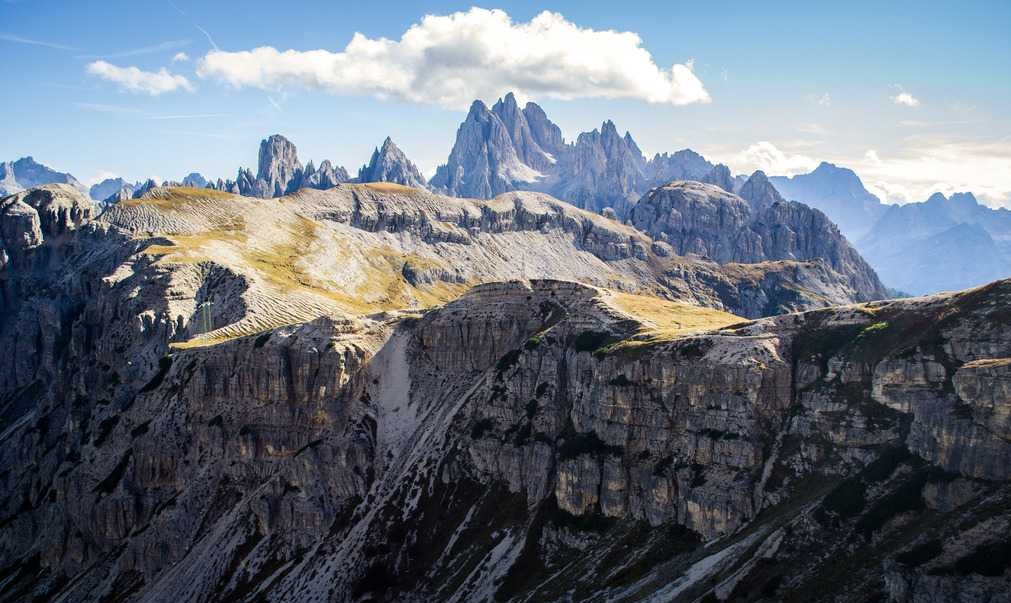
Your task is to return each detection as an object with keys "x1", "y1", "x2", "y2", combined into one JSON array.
[
  {"x1": 86, "y1": 60, "x2": 194, "y2": 95},
  {"x1": 172, "y1": 51, "x2": 189, "y2": 62},
  {"x1": 195, "y1": 8, "x2": 710, "y2": 109},
  {"x1": 730, "y1": 141, "x2": 819, "y2": 176},
  {"x1": 891, "y1": 92, "x2": 921, "y2": 107}
]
